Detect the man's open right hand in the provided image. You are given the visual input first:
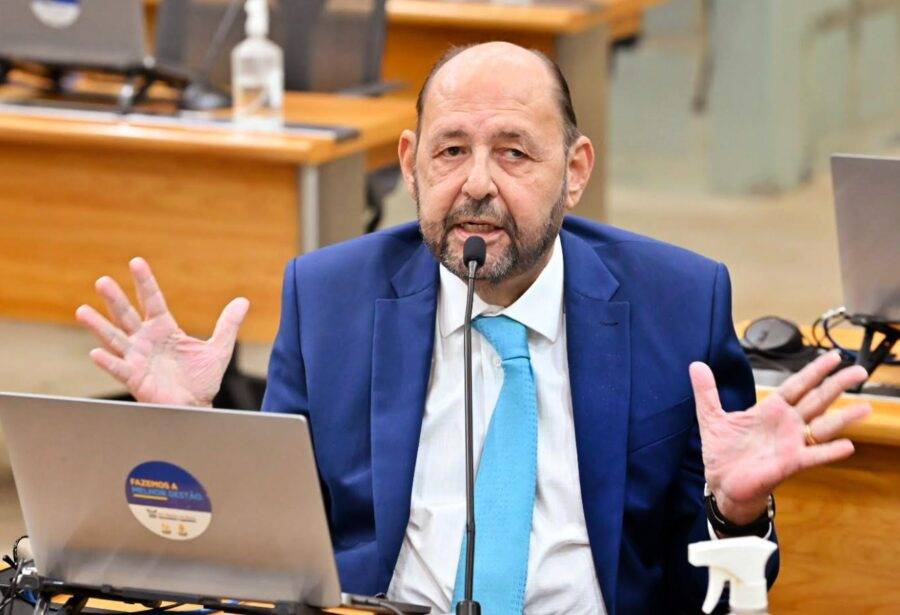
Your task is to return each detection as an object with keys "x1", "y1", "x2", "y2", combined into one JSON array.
[{"x1": 75, "y1": 257, "x2": 249, "y2": 407}]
